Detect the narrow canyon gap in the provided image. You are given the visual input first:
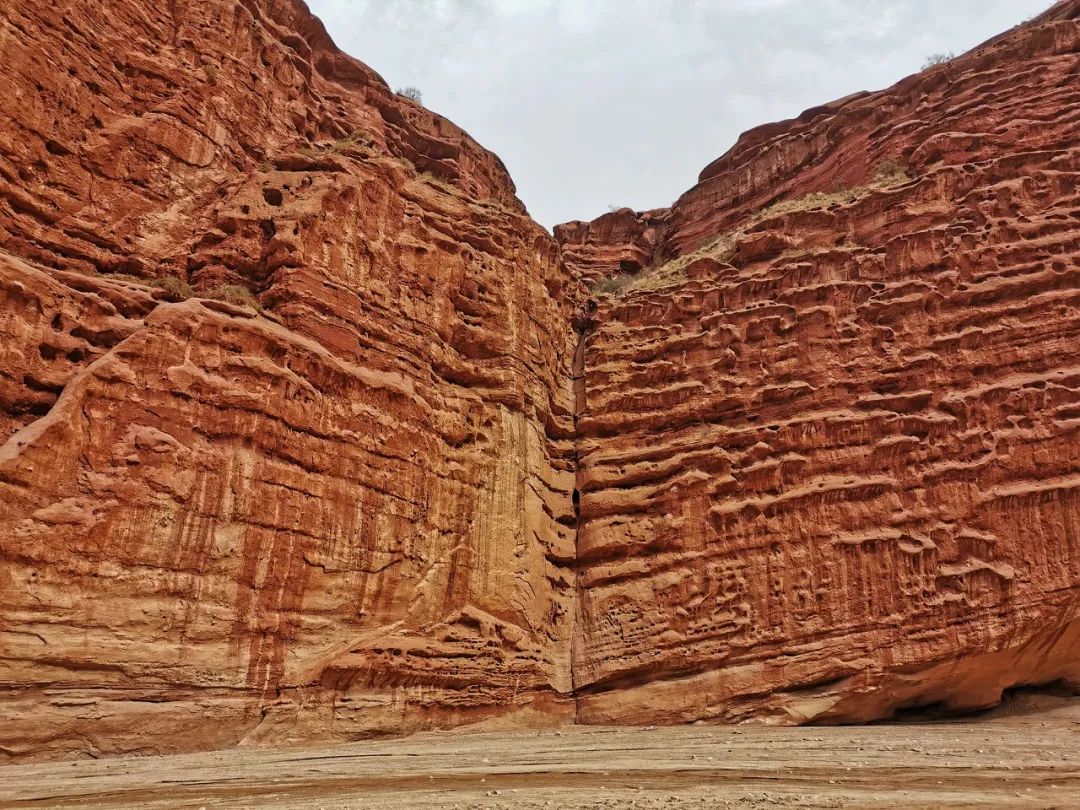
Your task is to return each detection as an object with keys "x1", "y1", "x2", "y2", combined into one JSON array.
[{"x1": 0, "y1": 0, "x2": 1078, "y2": 761}]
